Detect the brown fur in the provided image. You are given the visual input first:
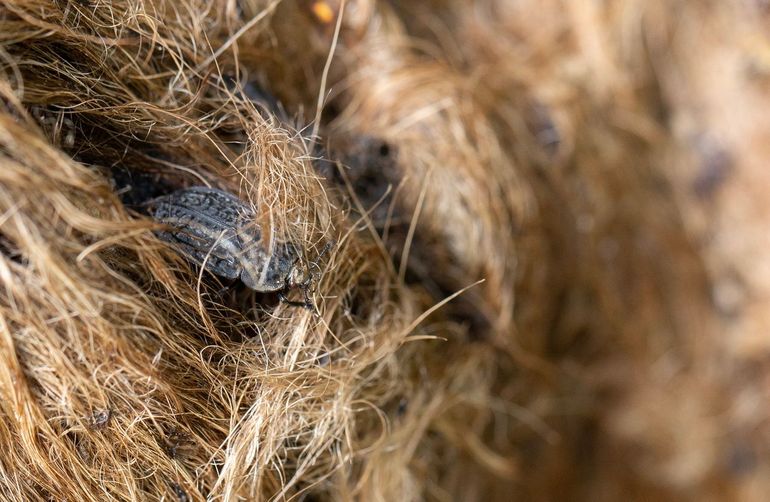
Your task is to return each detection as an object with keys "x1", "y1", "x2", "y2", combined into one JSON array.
[{"x1": 0, "y1": 0, "x2": 768, "y2": 500}]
